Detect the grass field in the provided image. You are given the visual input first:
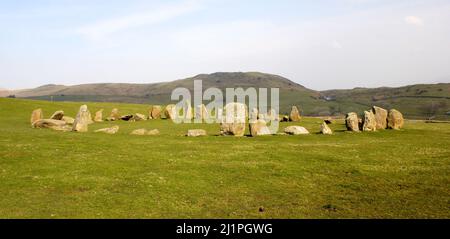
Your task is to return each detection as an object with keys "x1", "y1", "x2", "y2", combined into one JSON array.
[{"x1": 0, "y1": 98, "x2": 449, "y2": 218}]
